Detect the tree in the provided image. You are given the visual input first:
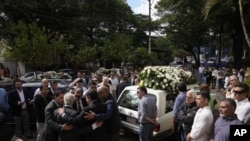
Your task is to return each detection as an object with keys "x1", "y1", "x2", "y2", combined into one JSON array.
[
  {"x1": 203, "y1": 0, "x2": 250, "y2": 48},
  {"x1": 203, "y1": 0, "x2": 250, "y2": 66},
  {"x1": 5, "y1": 21, "x2": 66, "y2": 69},
  {"x1": 155, "y1": 0, "x2": 210, "y2": 67}
]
